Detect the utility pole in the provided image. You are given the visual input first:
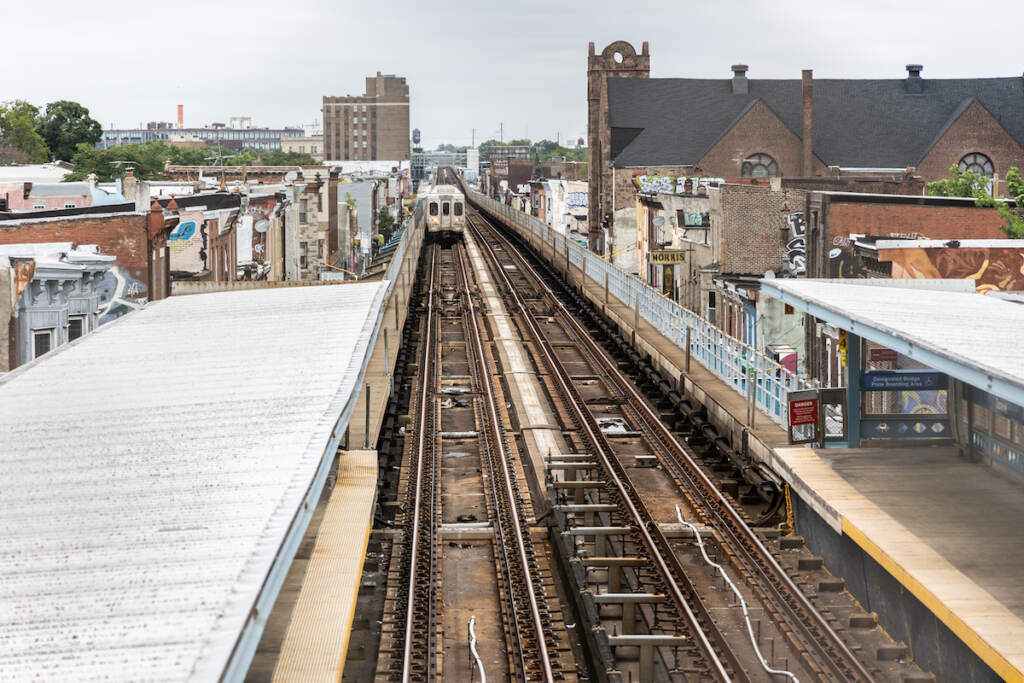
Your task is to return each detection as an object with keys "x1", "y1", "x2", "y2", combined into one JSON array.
[
  {"x1": 499, "y1": 122, "x2": 503, "y2": 143},
  {"x1": 472, "y1": 128, "x2": 475, "y2": 147}
]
